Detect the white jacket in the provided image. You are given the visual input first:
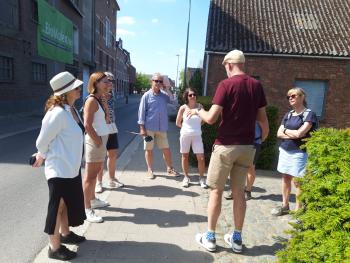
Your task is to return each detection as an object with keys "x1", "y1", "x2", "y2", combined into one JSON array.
[{"x1": 36, "y1": 105, "x2": 83, "y2": 180}]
